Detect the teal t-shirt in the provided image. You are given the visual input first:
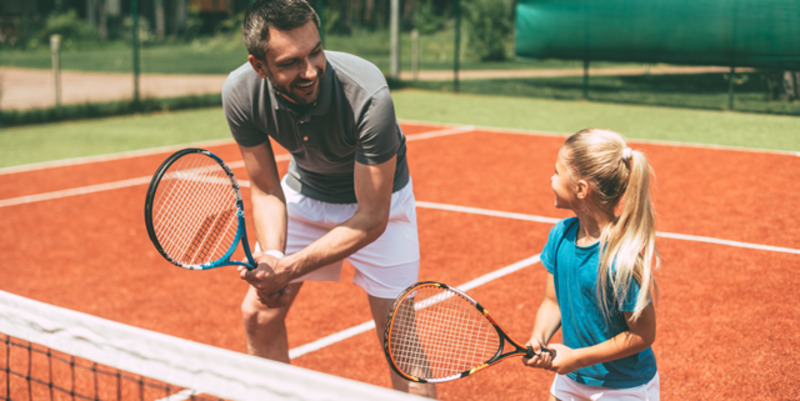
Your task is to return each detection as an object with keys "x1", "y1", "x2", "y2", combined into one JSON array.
[{"x1": 541, "y1": 217, "x2": 657, "y2": 388}]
